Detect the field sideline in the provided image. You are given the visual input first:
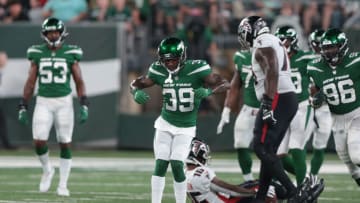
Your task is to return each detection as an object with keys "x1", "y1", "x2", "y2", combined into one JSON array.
[{"x1": 0, "y1": 150, "x2": 358, "y2": 202}]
